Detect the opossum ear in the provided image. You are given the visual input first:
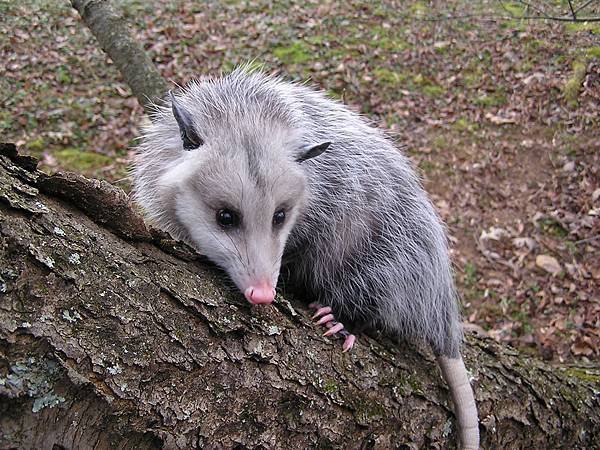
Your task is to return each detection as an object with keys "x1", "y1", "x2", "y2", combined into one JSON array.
[
  {"x1": 296, "y1": 142, "x2": 331, "y2": 163},
  {"x1": 170, "y1": 91, "x2": 204, "y2": 150}
]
